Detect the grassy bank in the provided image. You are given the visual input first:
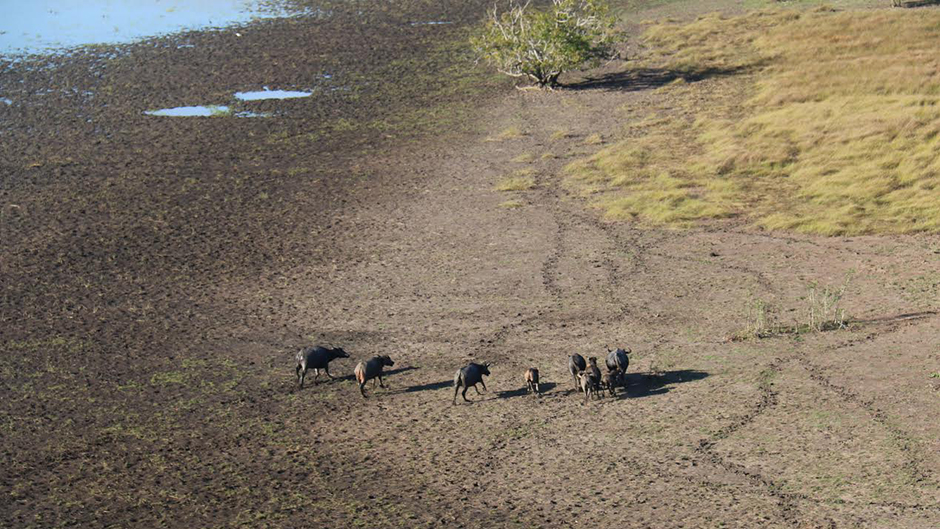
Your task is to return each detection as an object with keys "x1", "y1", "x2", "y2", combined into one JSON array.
[{"x1": 566, "y1": 6, "x2": 940, "y2": 235}]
